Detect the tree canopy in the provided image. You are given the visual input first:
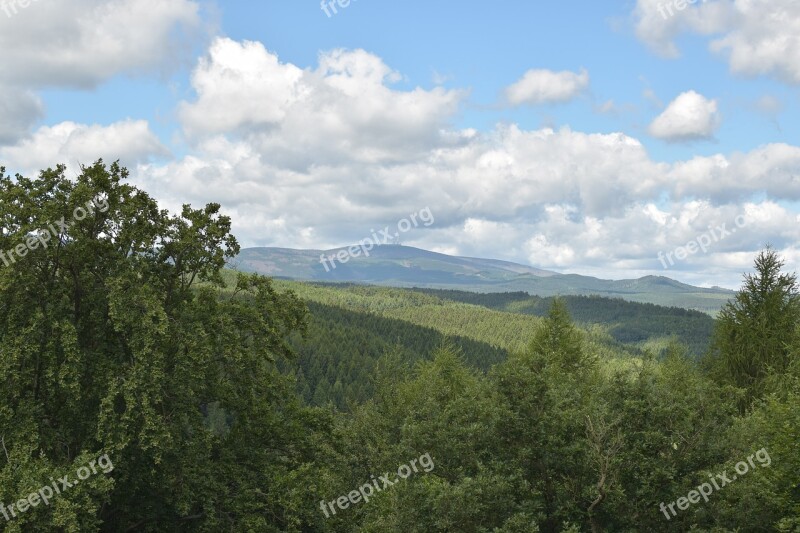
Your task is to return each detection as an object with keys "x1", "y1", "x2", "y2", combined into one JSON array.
[
  {"x1": 0, "y1": 162, "x2": 327, "y2": 531},
  {"x1": 711, "y1": 246, "x2": 800, "y2": 402}
]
